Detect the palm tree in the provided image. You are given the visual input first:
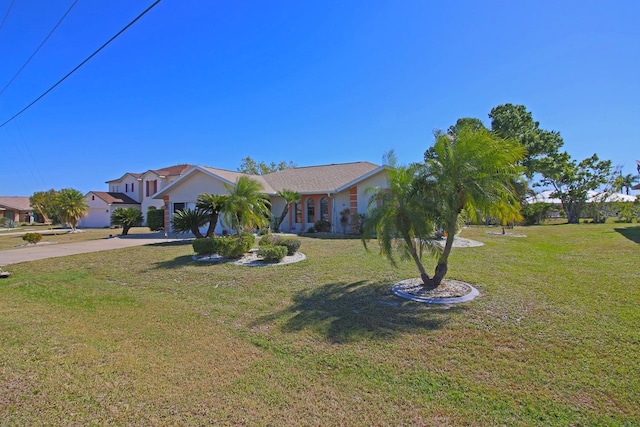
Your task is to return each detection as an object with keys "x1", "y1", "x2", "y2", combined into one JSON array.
[
  {"x1": 56, "y1": 188, "x2": 88, "y2": 231},
  {"x1": 274, "y1": 190, "x2": 300, "y2": 232},
  {"x1": 171, "y1": 208, "x2": 208, "y2": 238},
  {"x1": 222, "y1": 176, "x2": 271, "y2": 235},
  {"x1": 110, "y1": 207, "x2": 143, "y2": 235},
  {"x1": 362, "y1": 150, "x2": 438, "y2": 287},
  {"x1": 618, "y1": 173, "x2": 639, "y2": 195},
  {"x1": 417, "y1": 125, "x2": 525, "y2": 287},
  {"x1": 196, "y1": 193, "x2": 228, "y2": 237}
]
